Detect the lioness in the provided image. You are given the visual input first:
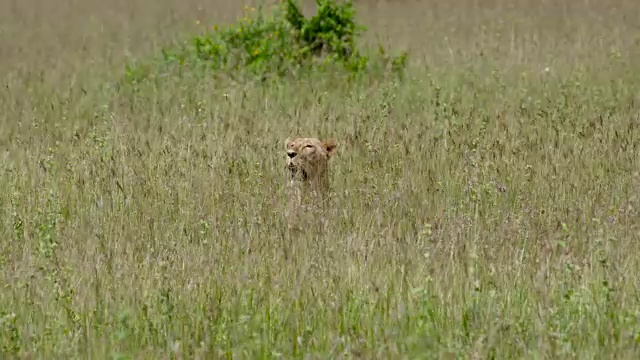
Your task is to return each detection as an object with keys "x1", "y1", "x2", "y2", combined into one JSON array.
[
  {"x1": 284, "y1": 137, "x2": 337, "y2": 231},
  {"x1": 285, "y1": 137, "x2": 337, "y2": 192}
]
